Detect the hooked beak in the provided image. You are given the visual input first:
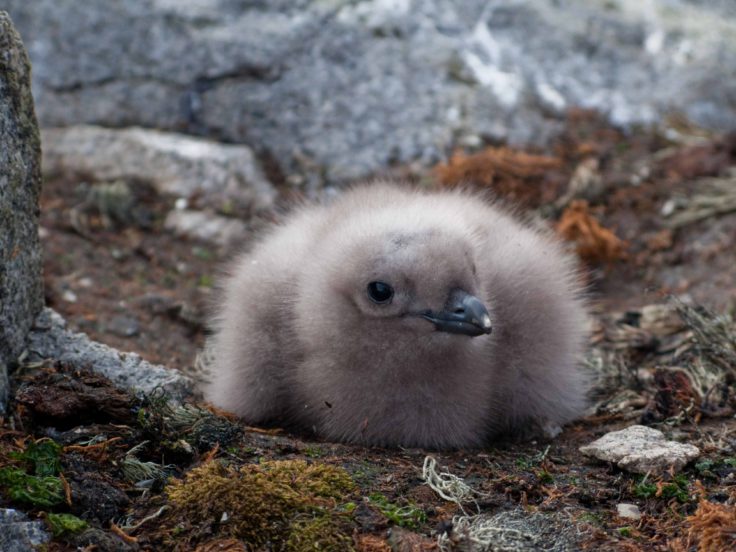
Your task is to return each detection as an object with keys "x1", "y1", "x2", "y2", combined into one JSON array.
[{"x1": 420, "y1": 290, "x2": 492, "y2": 337}]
